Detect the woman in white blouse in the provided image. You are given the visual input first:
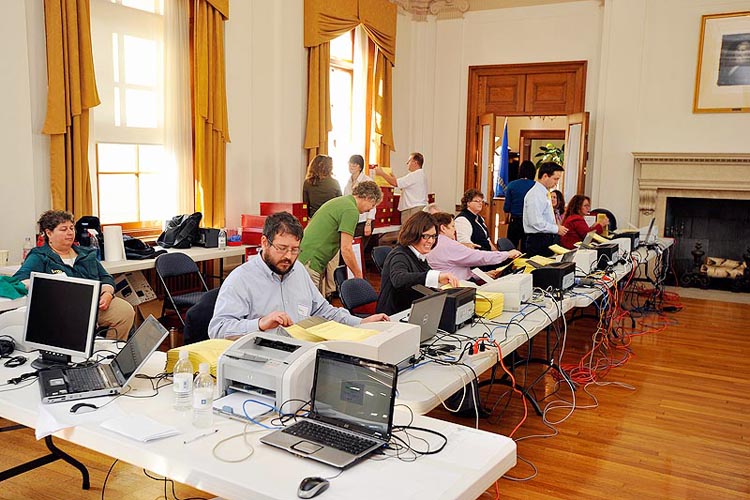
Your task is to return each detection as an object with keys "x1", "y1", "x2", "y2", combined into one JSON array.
[{"x1": 344, "y1": 155, "x2": 377, "y2": 240}]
